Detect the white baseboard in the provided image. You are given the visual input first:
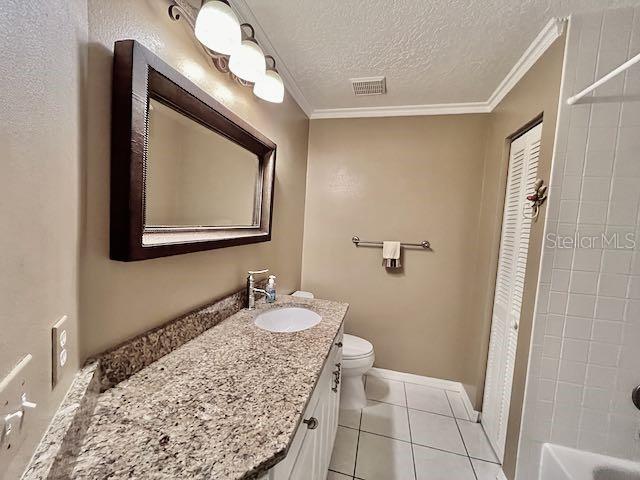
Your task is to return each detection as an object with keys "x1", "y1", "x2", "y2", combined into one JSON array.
[
  {"x1": 368, "y1": 367, "x2": 480, "y2": 422},
  {"x1": 460, "y1": 390, "x2": 481, "y2": 424}
]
